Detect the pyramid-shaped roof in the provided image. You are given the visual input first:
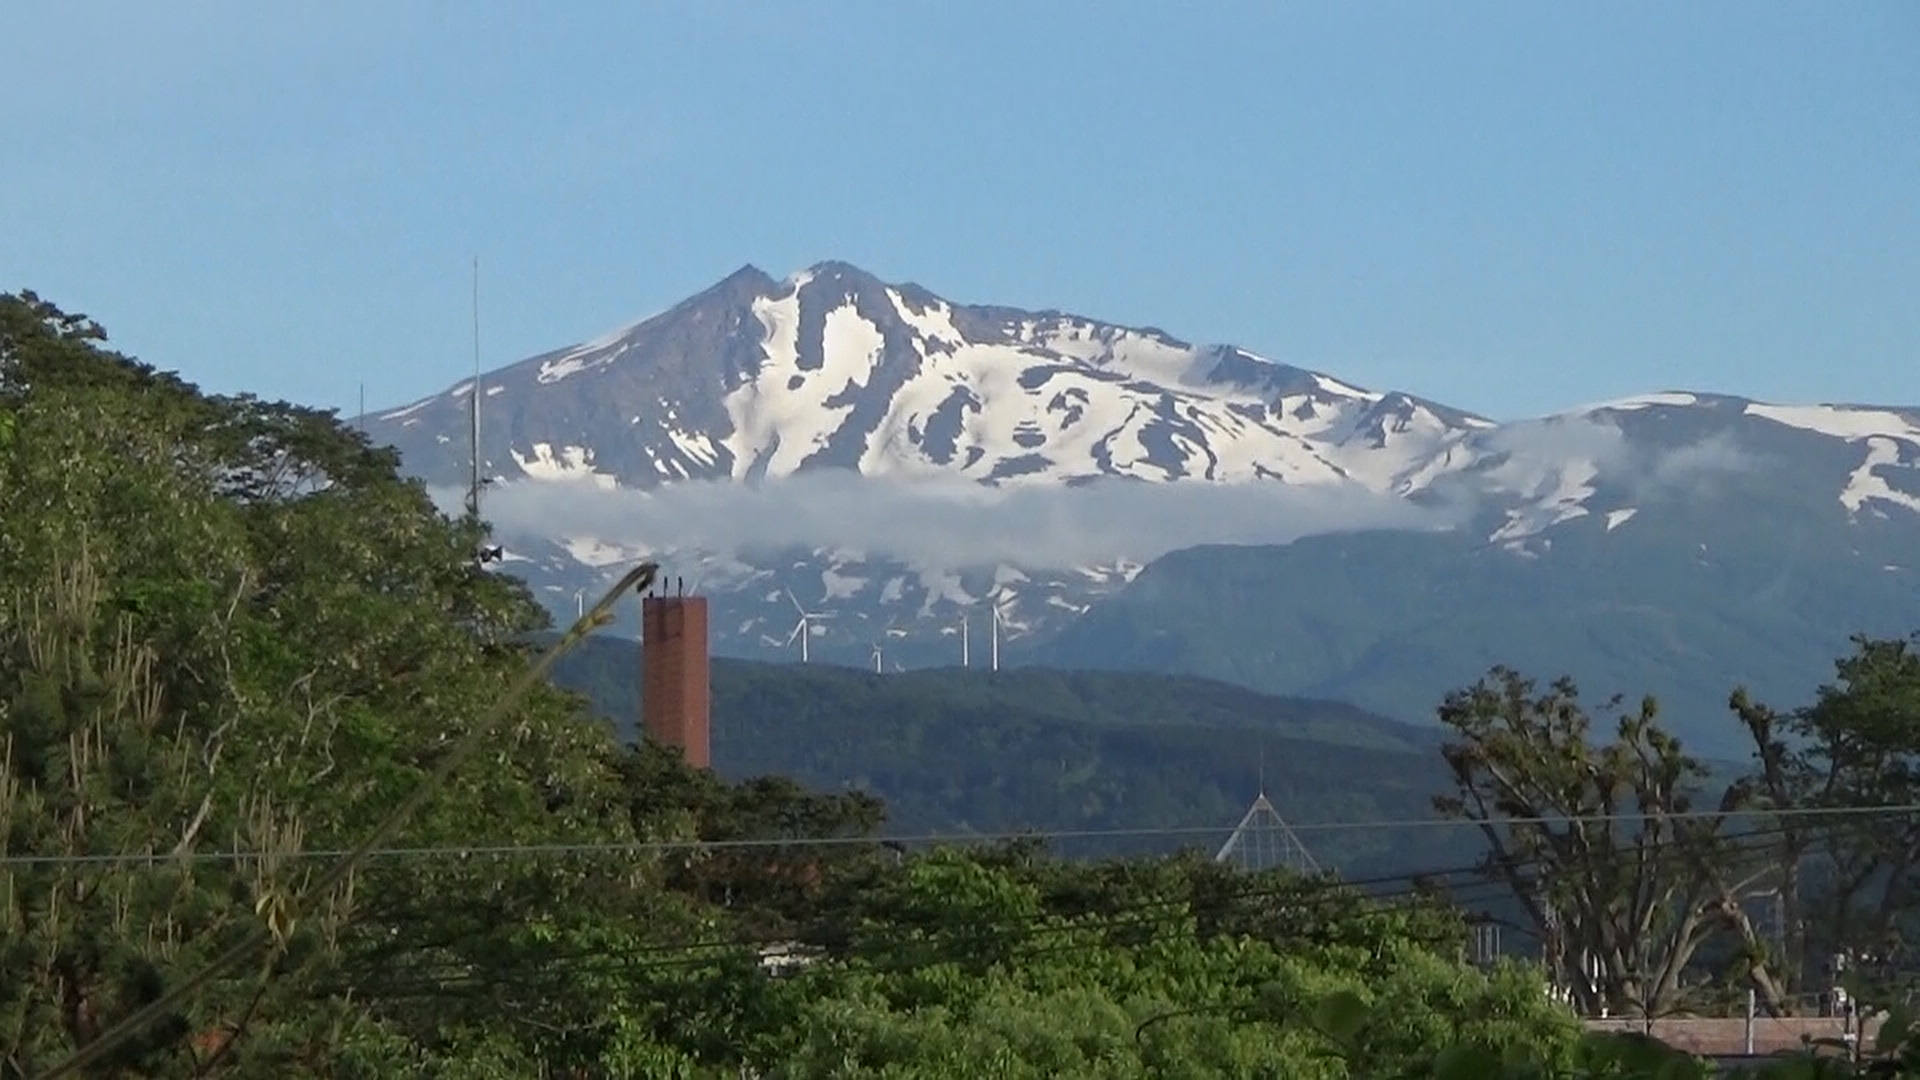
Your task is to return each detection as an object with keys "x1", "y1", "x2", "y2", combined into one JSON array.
[{"x1": 1215, "y1": 793, "x2": 1320, "y2": 873}]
